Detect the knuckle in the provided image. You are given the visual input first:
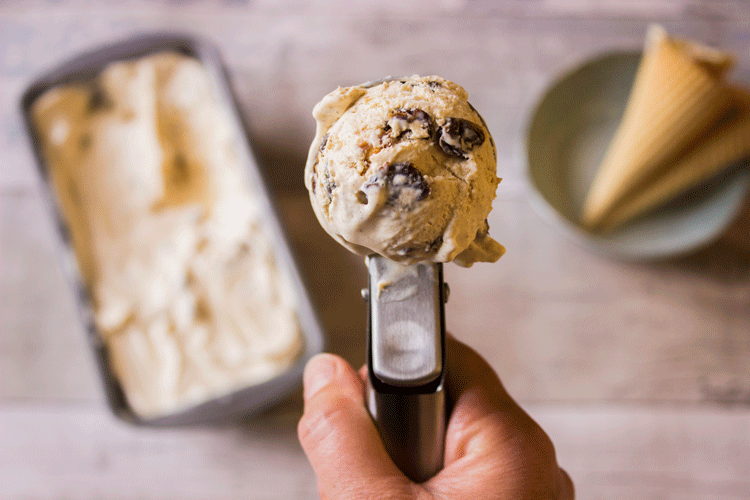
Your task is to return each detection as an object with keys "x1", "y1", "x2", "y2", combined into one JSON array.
[
  {"x1": 507, "y1": 420, "x2": 562, "y2": 499},
  {"x1": 464, "y1": 410, "x2": 561, "y2": 498},
  {"x1": 509, "y1": 416, "x2": 558, "y2": 469}
]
